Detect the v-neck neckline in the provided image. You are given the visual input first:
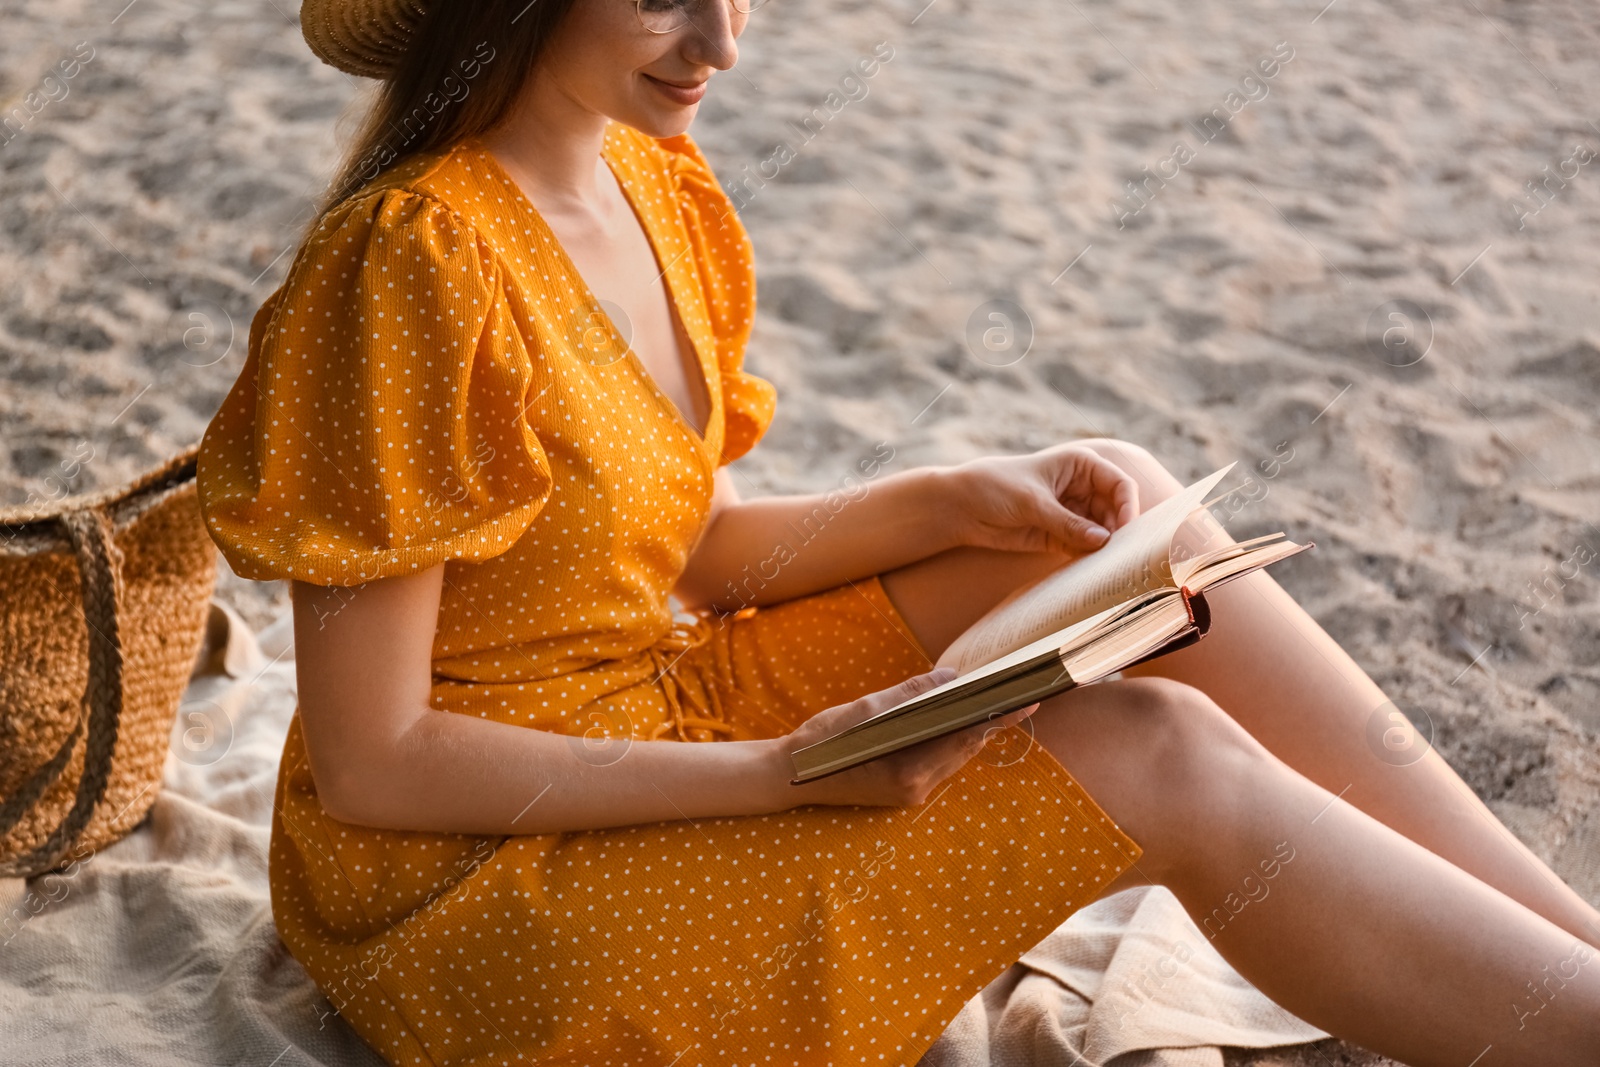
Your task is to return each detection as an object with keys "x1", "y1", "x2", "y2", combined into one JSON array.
[{"x1": 466, "y1": 124, "x2": 718, "y2": 457}]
